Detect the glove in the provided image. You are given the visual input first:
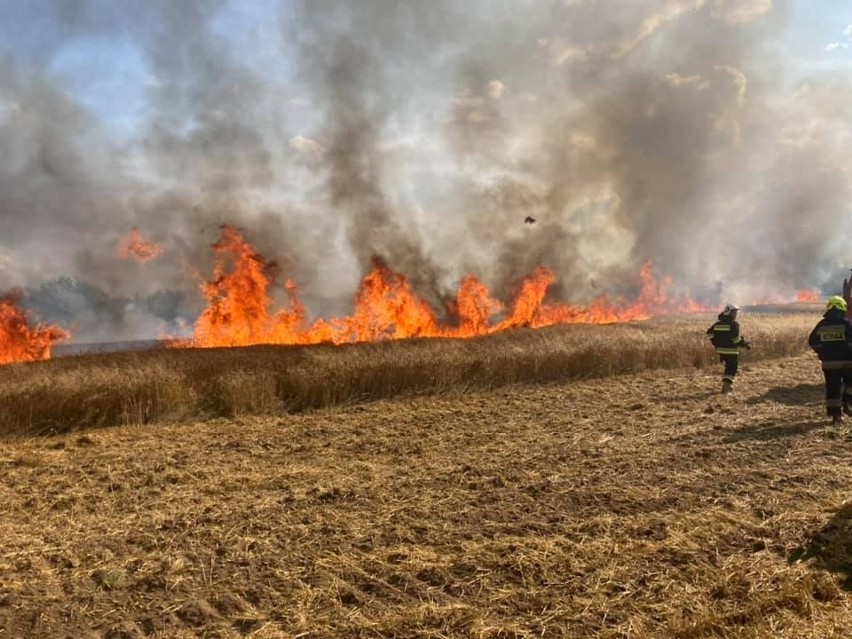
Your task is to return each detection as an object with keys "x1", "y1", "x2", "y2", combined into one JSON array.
[{"x1": 743, "y1": 341, "x2": 752, "y2": 350}]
